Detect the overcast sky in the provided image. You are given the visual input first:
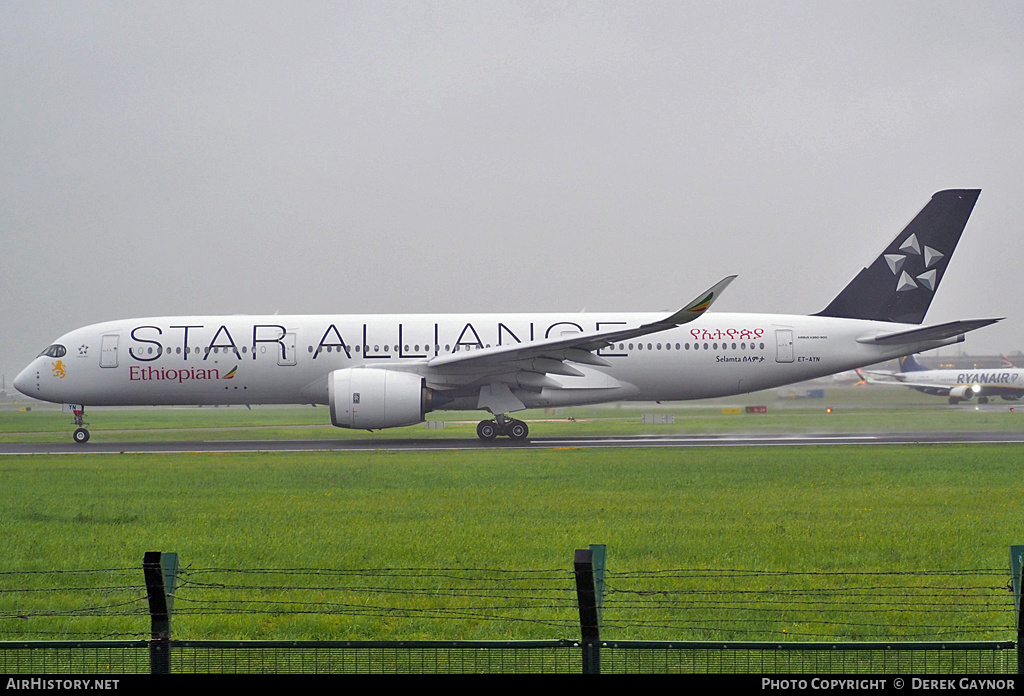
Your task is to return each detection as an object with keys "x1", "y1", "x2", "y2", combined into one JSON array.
[{"x1": 3, "y1": 1, "x2": 1024, "y2": 383}]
